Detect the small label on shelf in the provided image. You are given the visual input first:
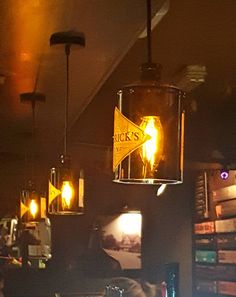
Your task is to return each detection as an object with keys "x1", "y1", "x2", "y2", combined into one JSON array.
[
  {"x1": 195, "y1": 250, "x2": 217, "y2": 263},
  {"x1": 194, "y1": 221, "x2": 215, "y2": 234}
]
